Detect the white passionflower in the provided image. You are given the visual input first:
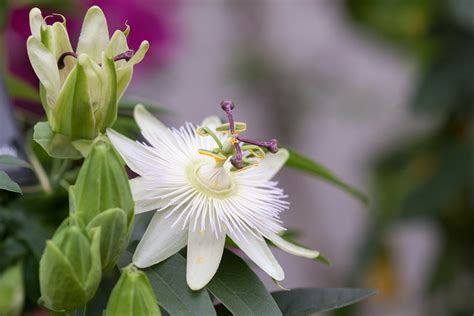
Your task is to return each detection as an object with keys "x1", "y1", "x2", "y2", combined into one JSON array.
[{"x1": 107, "y1": 102, "x2": 321, "y2": 290}]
